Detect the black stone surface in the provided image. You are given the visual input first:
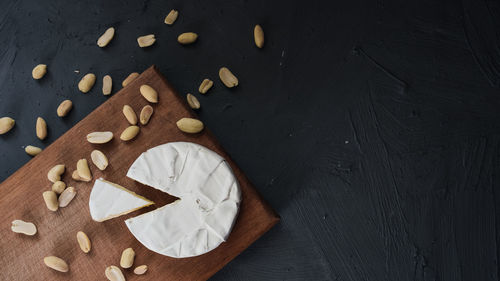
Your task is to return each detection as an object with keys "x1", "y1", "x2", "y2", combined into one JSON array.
[{"x1": 1, "y1": 0, "x2": 500, "y2": 280}]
